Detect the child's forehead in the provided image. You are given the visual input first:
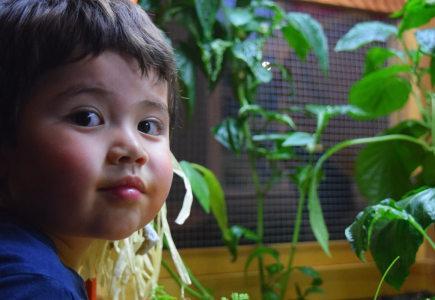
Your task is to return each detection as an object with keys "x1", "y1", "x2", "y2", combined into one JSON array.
[{"x1": 30, "y1": 51, "x2": 168, "y2": 100}]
